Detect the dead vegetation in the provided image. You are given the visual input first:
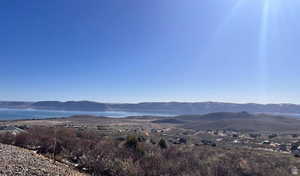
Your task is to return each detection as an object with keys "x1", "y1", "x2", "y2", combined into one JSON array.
[{"x1": 0, "y1": 126, "x2": 299, "y2": 176}]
